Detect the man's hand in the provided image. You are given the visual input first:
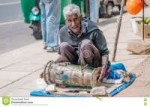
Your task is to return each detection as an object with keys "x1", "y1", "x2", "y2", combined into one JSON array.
[
  {"x1": 99, "y1": 69, "x2": 106, "y2": 82},
  {"x1": 96, "y1": 67, "x2": 105, "y2": 82},
  {"x1": 99, "y1": 55, "x2": 109, "y2": 82},
  {"x1": 98, "y1": 64, "x2": 107, "y2": 82}
]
